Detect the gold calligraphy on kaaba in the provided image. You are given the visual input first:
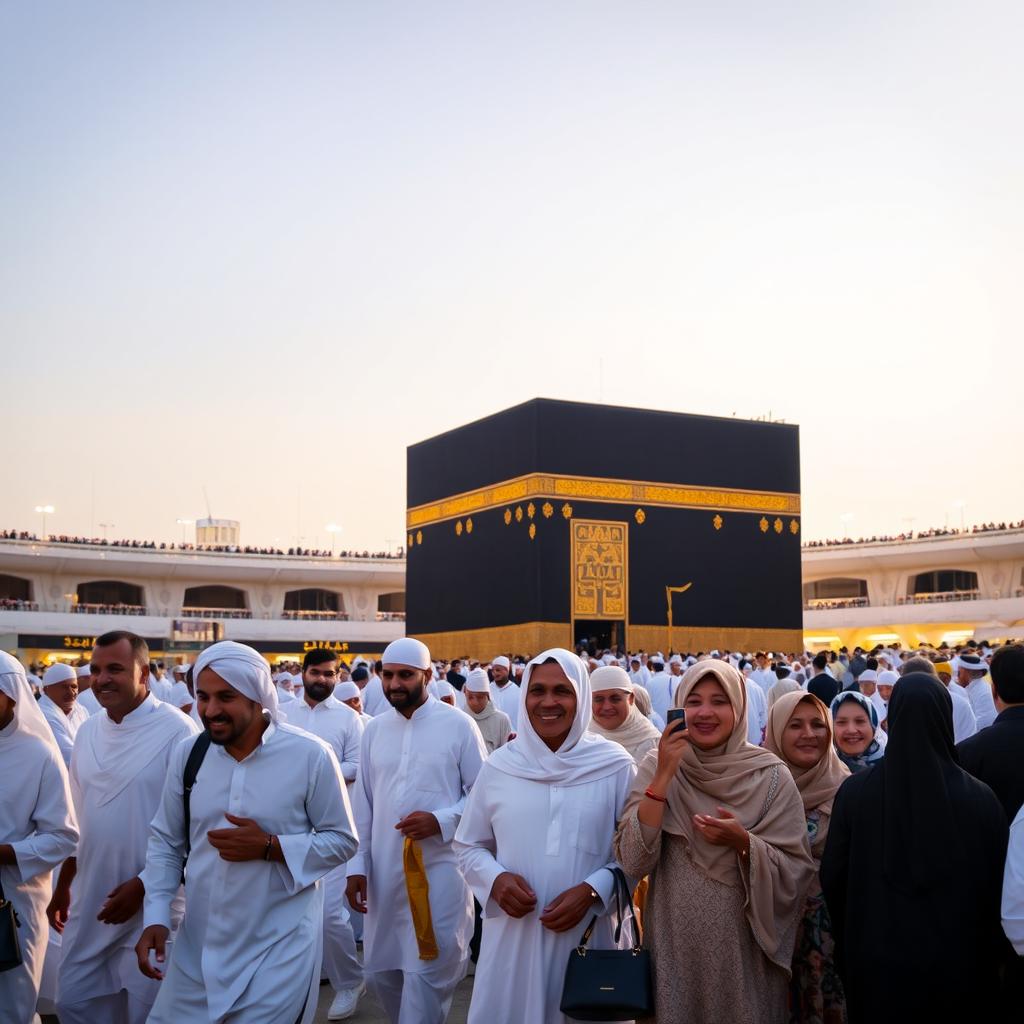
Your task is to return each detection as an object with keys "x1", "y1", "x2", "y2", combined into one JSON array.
[{"x1": 571, "y1": 519, "x2": 628, "y2": 620}]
